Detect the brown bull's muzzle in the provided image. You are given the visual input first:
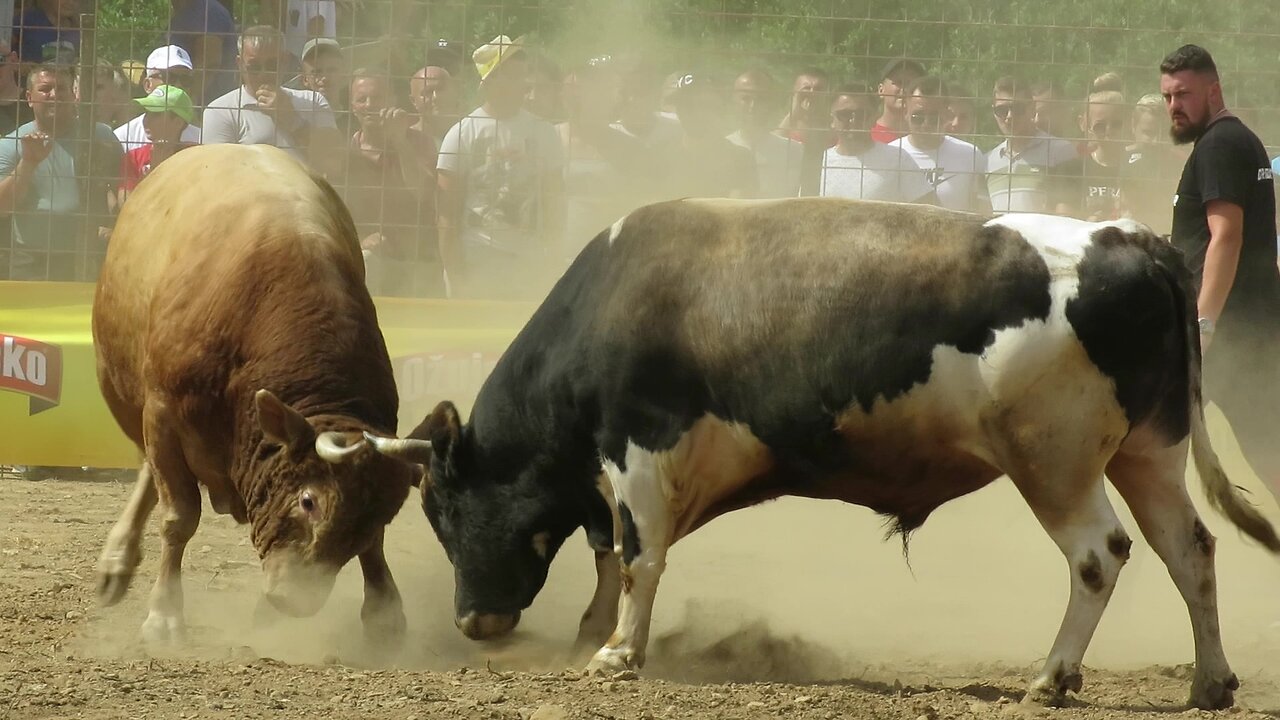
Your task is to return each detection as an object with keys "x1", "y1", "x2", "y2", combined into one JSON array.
[{"x1": 261, "y1": 550, "x2": 339, "y2": 618}]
